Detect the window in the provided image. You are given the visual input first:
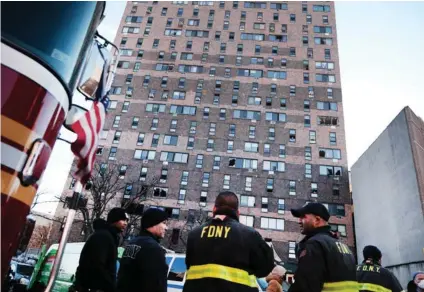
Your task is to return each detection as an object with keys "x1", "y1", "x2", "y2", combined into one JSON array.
[
  {"x1": 117, "y1": 61, "x2": 130, "y2": 69},
  {"x1": 160, "y1": 168, "x2": 168, "y2": 183},
  {"x1": 228, "y1": 158, "x2": 258, "y2": 170},
  {"x1": 96, "y1": 146, "x2": 104, "y2": 156},
  {"x1": 279, "y1": 145, "x2": 286, "y2": 158},
  {"x1": 316, "y1": 61, "x2": 335, "y2": 70},
  {"x1": 267, "y1": 71, "x2": 286, "y2": 80},
  {"x1": 244, "y1": 142, "x2": 259, "y2": 153},
  {"x1": 261, "y1": 217, "x2": 284, "y2": 231},
  {"x1": 109, "y1": 100, "x2": 118, "y2": 110},
  {"x1": 187, "y1": 137, "x2": 195, "y2": 149},
  {"x1": 196, "y1": 154, "x2": 203, "y2": 168},
  {"x1": 271, "y1": 84, "x2": 277, "y2": 94},
  {"x1": 181, "y1": 52, "x2": 193, "y2": 60},
  {"x1": 136, "y1": 50, "x2": 144, "y2": 59},
  {"x1": 172, "y1": 91, "x2": 186, "y2": 100},
  {"x1": 110, "y1": 87, "x2": 122, "y2": 95},
  {"x1": 144, "y1": 27, "x2": 151, "y2": 36},
  {"x1": 288, "y1": 180, "x2": 296, "y2": 195},
  {"x1": 314, "y1": 25, "x2": 332, "y2": 34},
  {"x1": 113, "y1": 115, "x2": 120, "y2": 127},
  {"x1": 199, "y1": 191, "x2": 208, "y2": 207},
  {"x1": 302, "y1": 3, "x2": 308, "y2": 12},
  {"x1": 137, "y1": 133, "x2": 145, "y2": 146},
  {"x1": 178, "y1": 65, "x2": 204, "y2": 73},
  {"x1": 152, "y1": 39, "x2": 160, "y2": 48},
  {"x1": 223, "y1": 175, "x2": 230, "y2": 189},
  {"x1": 266, "y1": 97, "x2": 272, "y2": 106},
  {"x1": 290, "y1": 13, "x2": 296, "y2": 22},
  {"x1": 123, "y1": 184, "x2": 132, "y2": 198},
  {"x1": 290, "y1": 85, "x2": 296, "y2": 96},
  {"x1": 330, "y1": 133, "x2": 337, "y2": 146},
  {"x1": 252, "y1": 82, "x2": 259, "y2": 93},
  {"x1": 202, "y1": 172, "x2": 210, "y2": 187},
  {"x1": 185, "y1": 30, "x2": 210, "y2": 38},
  {"x1": 261, "y1": 197, "x2": 269, "y2": 212},
  {"x1": 169, "y1": 105, "x2": 196, "y2": 115},
  {"x1": 254, "y1": 23, "x2": 265, "y2": 30},
  {"x1": 237, "y1": 69, "x2": 263, "y2": 78},
  {"x1": 223, "y1": 20, "x2": 229, "y2": 30},
  {"x1": 207, "y1": 139, "x2": 215, "y2": 151},
  {"x1": 120, "y1": 37, "x2": 127, "y2": 47},
  {"x1": 209, "y1": 67, "x2": 216, "y2": 76},
  {"x1": 311, "y1": 182, "x2": 318, "y2": 197},
  {"x1": 219, "y1": 1, "x2": 225, "y2": 8},
  {"x1": 213, "y1": 156, "x2": 221, "y2": 170},
  {"x1": 280, "y1": 98, "x2": 287, "y2": 109},
  {"x1": 229, "y1": 32, "x2": 235, "y2": 41},
  {"x1": 187, "y1": 19, "x2": 200, "y2": 26},
  {"x1": 314, "y1": 37, "x2": 333, "y2": 45},
  {"x1": 325, "y1": 49, "x2": 331, "y2": 60},
  {"x1": 151, "y1": 118, "x2": 158, "y2": 130},
  {"x1": 313, "y1": 5, "x2": 331, "y2": 12},
  {"x1": 134, "y1": 150, "x2": 156, "y2": 160},
  {"x1": 143, "y1": 75, "x2": 151, "y2": 87},
  {"x1": 239, "y1": 215, "x2": 254, "y2": 227},
  {"x1": 164, "y1": 135, "x2": 178, "y2": 146},
  {"x1": 269, "y1": 34, "x2": 287, "y2": 42},
  {"x1": 133, "y1": 62, "x2": 141, "y2": 72},
  {"x1": 245, "y1": 177, "x2": 252, "y2": 191},
  {"x1": 193, "y1": 7, "x2": 199, "y2": 16},
  {"x1": 146, "y1": 103, "x2": 166, "y2": 113},
  {"x1": 178, "y1": 189, "x2": 186, "y2": 204},
  {"x1": 186, "y1": 41, "x2": 192, "y2": 50},
  {"x1": 250, "y1": 57, "x2": 264, "y2": 65},
  {"x1": 189, "y1": 121, "x2": 197, "y2": 134},
  {"x1": 289, "y1": 241, "x2": 296, "y2": 259},
  {"x1": 266, "y1": 178, "x2": 274, "y2": 192},
  {"x1": 333, "y1": 185, "x2": 340, "y2": 196},
  {"x1": 318, "y1": 116, "x2": 339, "y2": 126},
  {"x1": 120, "y1": 49, "x2": 133, "y2": 56},
  {"x1": 268, "y1": 128, "x2": 275, "y2": 141},
  {"x1": 266, "y1": 112, "x2": 286, "y2": 122},
  {"x1": 225, "y1": 10, "x2": 231, "y2": 18},
  {"x1": 263, "y1": 161, "x2": 285, "y2": 172},
  {"x1": 171, "y1": 209, "x2": 180, "y2": 220},
  {"x1": 323, "y1": 15, "x2": 329, "y2": 25},
  {"x1": 304, "y1": 100, "x2": 310, "y2": 112},
  {"x1": 240, "y1": 195, "x2": 255, "y2": 207},
  {"x1": 181, "y1": 171, "x2": 189, "y2": 186},
  {"x1": 305, "y1": 164, "x2": 312, "y2": 178},
  {"x1": 121, "y1": 101, "x2": 130, "y2": 113},
  {"x1": 289, "y1": 47, "x2": 296, "y2": 57},
  {"x1": 330, "y1": 224, "x2": 347, "y2": 237},
  {"x1": 109, "y1": 147, "x2": 117, "y2": 160},
  {"x1": 113, "y1": 131, "x2": 121, "y2": 144},
  {"x1": 308, "y1": 130, "x2": 316, "y2": 144},
  {"x1": 209, "y1": 123, "x2": 216, "y2": 136},
  {"x1": 273, "y1": 13, "x2": 279, "y2": 21},
  {"x1": 233, "y1": 110, "x2": 261, "y2": 121},
  {"x1": 227, "y1": 140, "x2": 234, "y2": 152},
  {"x1": 319, "y1": 148, "x2": 342, "y2": 160},
  {"x1": 126, "y1": 74, "x2": 133, "y2": 84},
  {"x1": 304, "y1": 115, "x2": 311, "y2": 127},
  {"x1": 289, "y1": 129, "x2": 296, "y2": 142},
  {"x1": 305, "y1": 146, "x2": 312, "y2": 160},
  {"x1": 232, "y1": 95, "x2": 238, "y2": 106},
  {"x1": 160, "y1": 152, "x2": 189, "y2": 163},
  {"x1": 327, "y1": 88, "x2": 333, "y2": 98},
  {"x1": 203, "y1": 107, "x2": 210, "y2": 119},
  {"x1": 270, "y1": 3, "x2": 287, "y2": 10},
  {"x1": 225, "y1": 68, "x2": 231, "y2": 78},
  {"x1": 219, "y1": 108, "x2": 226, "y2": 120},
  {"x1": 122, "y1": 26, "x2": 140, "y2": 34},
  {"x1": 139, "y1": 167, "x2": 148, "y2": 181},
  {"x1": 317, "y1": 101, "x2": 338, "y2": 110},
  {"x1": 319, "y1": 165, "x2": 343, "y2": 176},
  {"x1": 177, "y1": 7, "x2": 184, "y2": 16},
  {"x1": 304, "y1": 73, "x2": 310, "y2": 84},
  {"x1": 100, "y1": 130, "x2": 108, "y2": 140},
  {"x1": 249, "y1": 126, "x2": 256, "y2": 138}
]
